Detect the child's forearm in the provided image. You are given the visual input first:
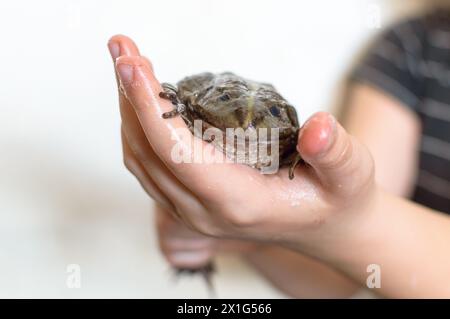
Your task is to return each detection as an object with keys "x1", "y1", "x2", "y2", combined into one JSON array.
[
  {"x1": 246, "y1": 188, "x2": 450, "y2": 298},
  {"x1": 313, "y1": 188, "x2": 450, "y2": 298},
  {"x1": 242, "y1": 245, "x2": 360, "y2": 298}
]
